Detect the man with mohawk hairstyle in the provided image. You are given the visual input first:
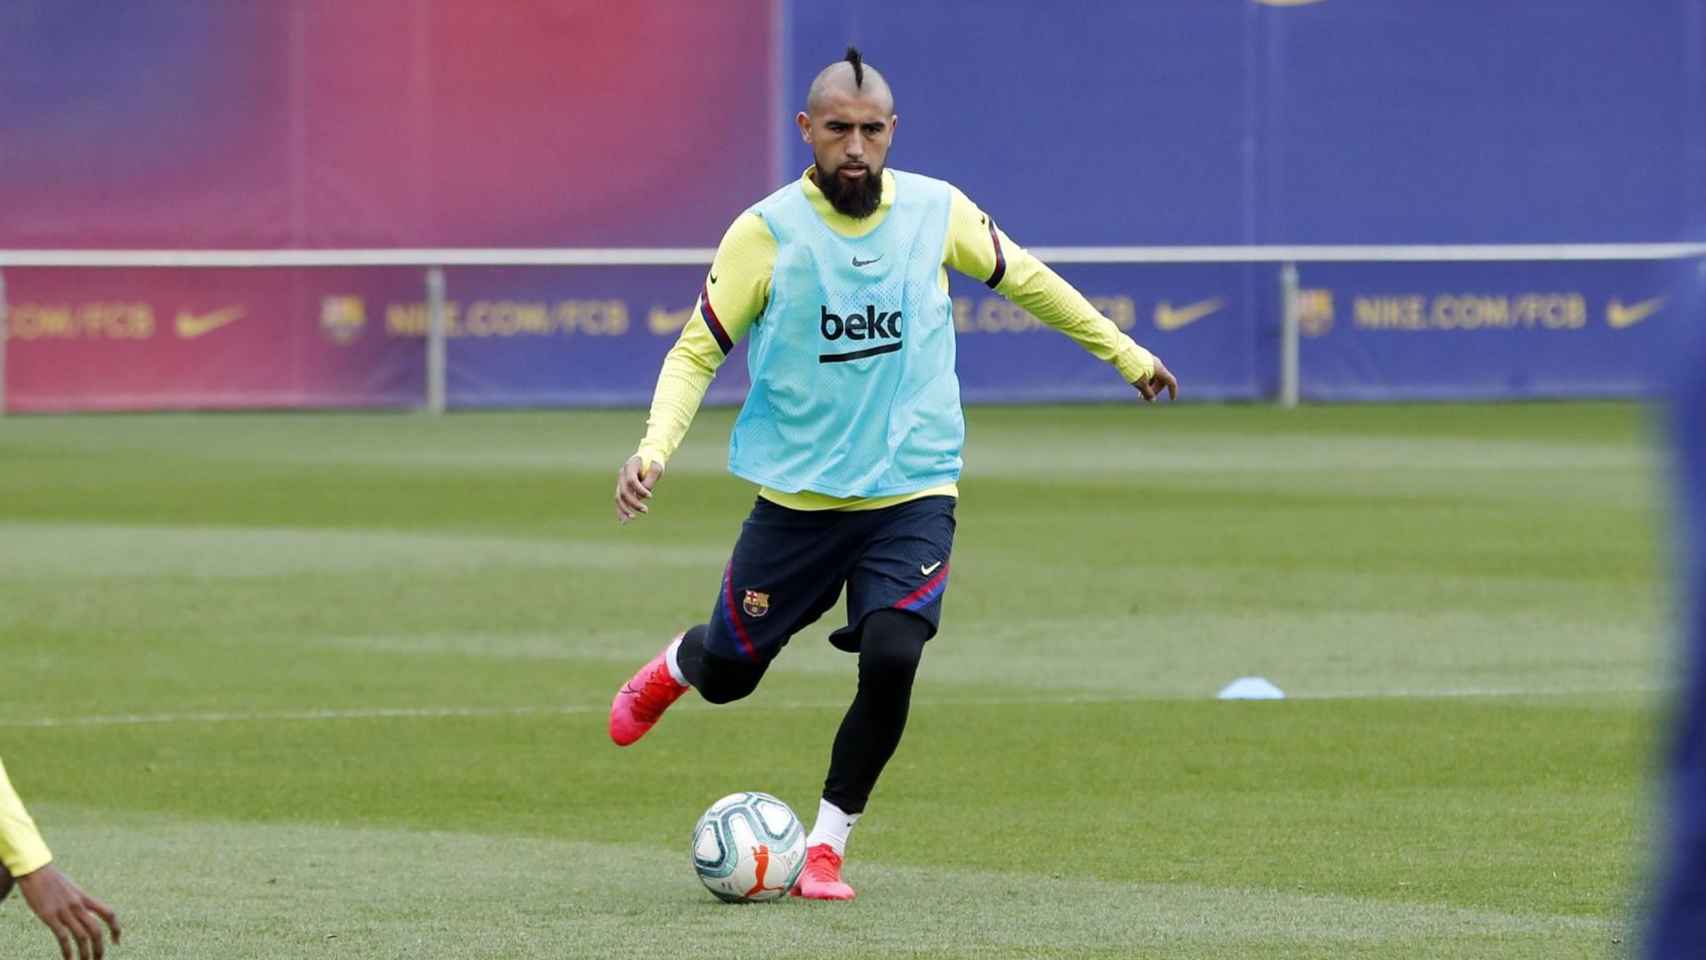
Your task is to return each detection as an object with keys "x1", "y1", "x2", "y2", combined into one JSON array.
[{"x1": 609, "y1": 46, "x2": 1178, "y2": 900}]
